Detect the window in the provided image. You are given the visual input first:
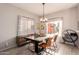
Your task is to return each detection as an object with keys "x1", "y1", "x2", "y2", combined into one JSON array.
[{"x1": 17, "y1": 16, "x2": 34, "y2": 36}]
